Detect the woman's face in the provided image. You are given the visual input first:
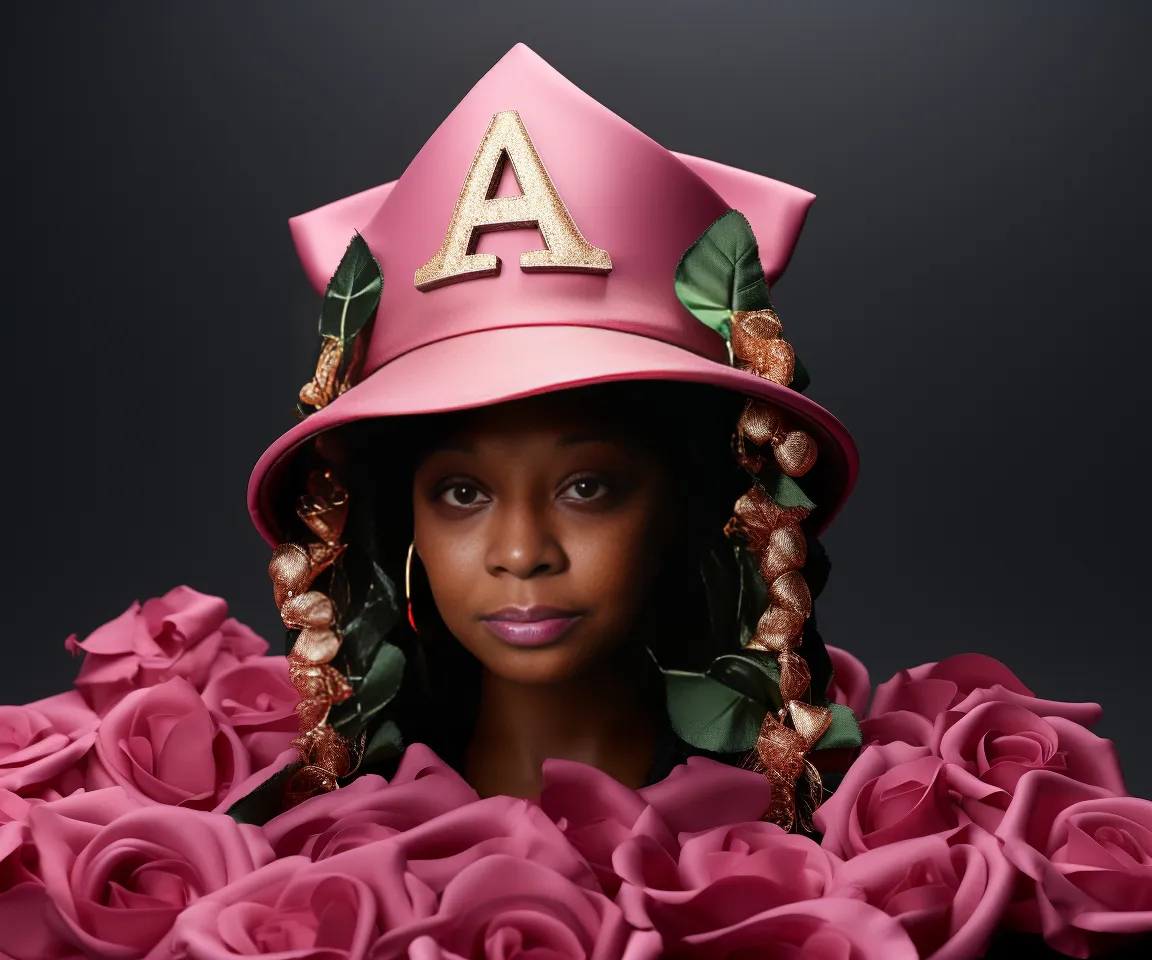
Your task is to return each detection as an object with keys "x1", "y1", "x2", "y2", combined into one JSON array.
[{"x1": 412, "y1": 390, "x2": 676, "y2": 685}]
